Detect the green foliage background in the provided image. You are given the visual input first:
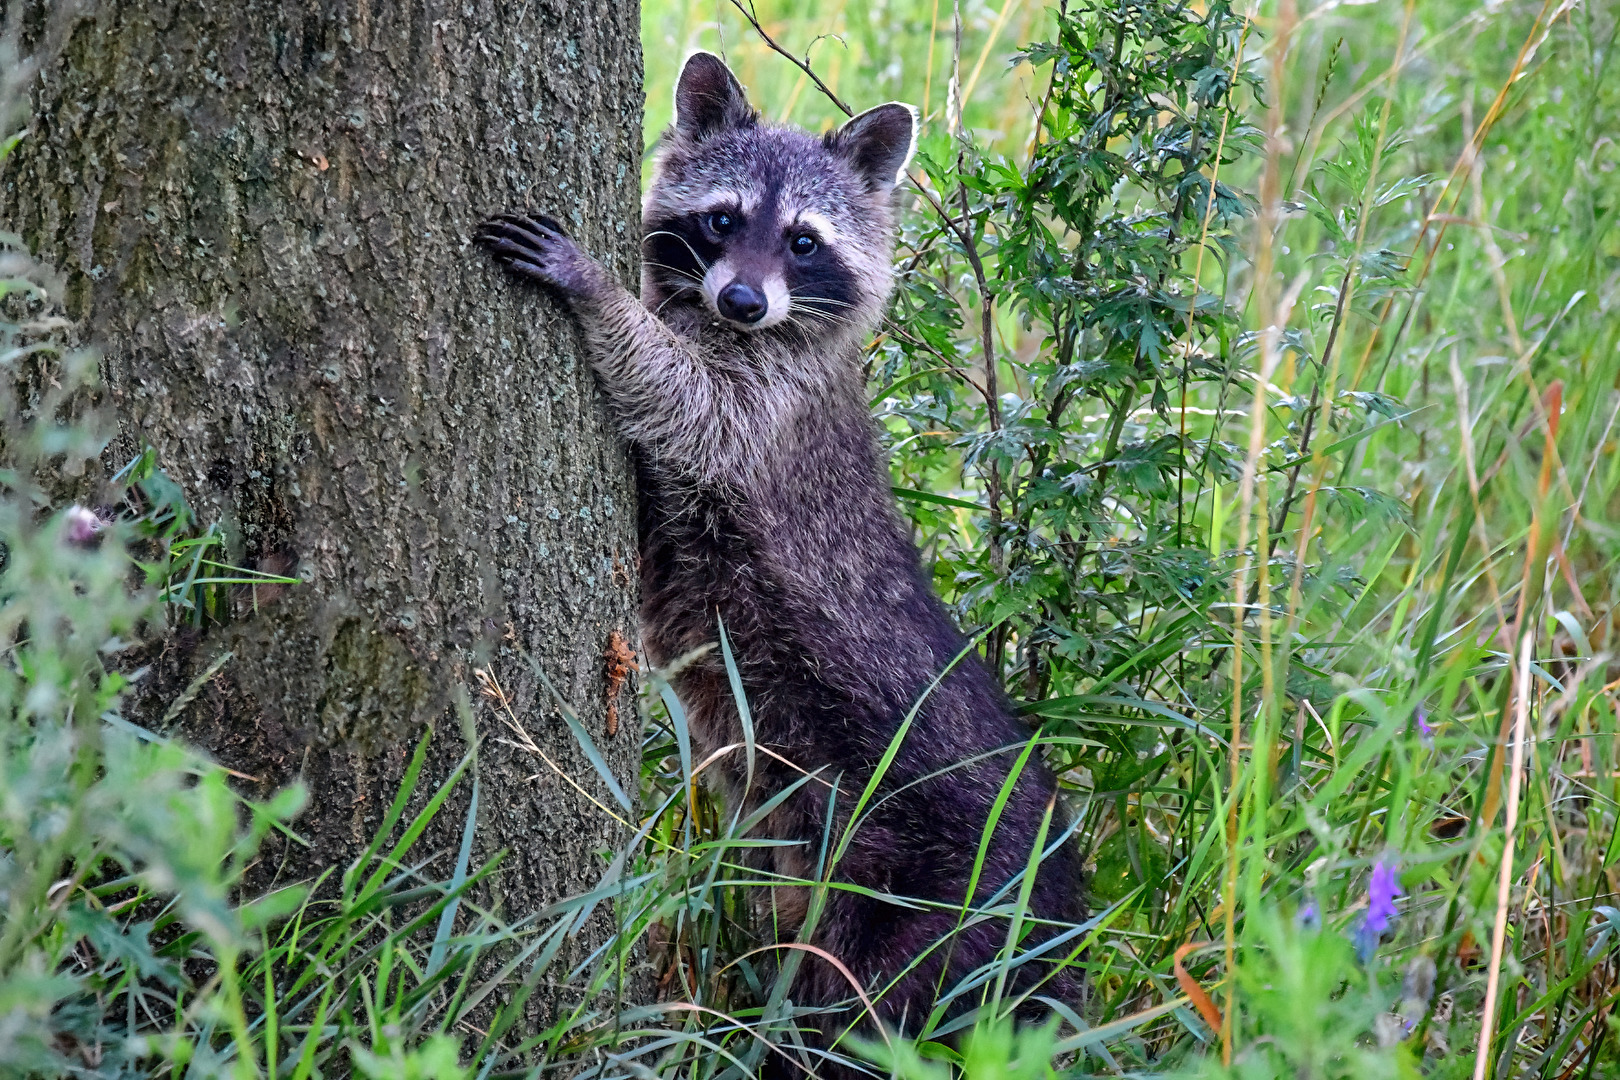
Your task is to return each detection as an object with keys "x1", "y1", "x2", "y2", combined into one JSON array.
[{"x1": 640, "y1": 0, "x2": 1620, "y2": 1074}]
